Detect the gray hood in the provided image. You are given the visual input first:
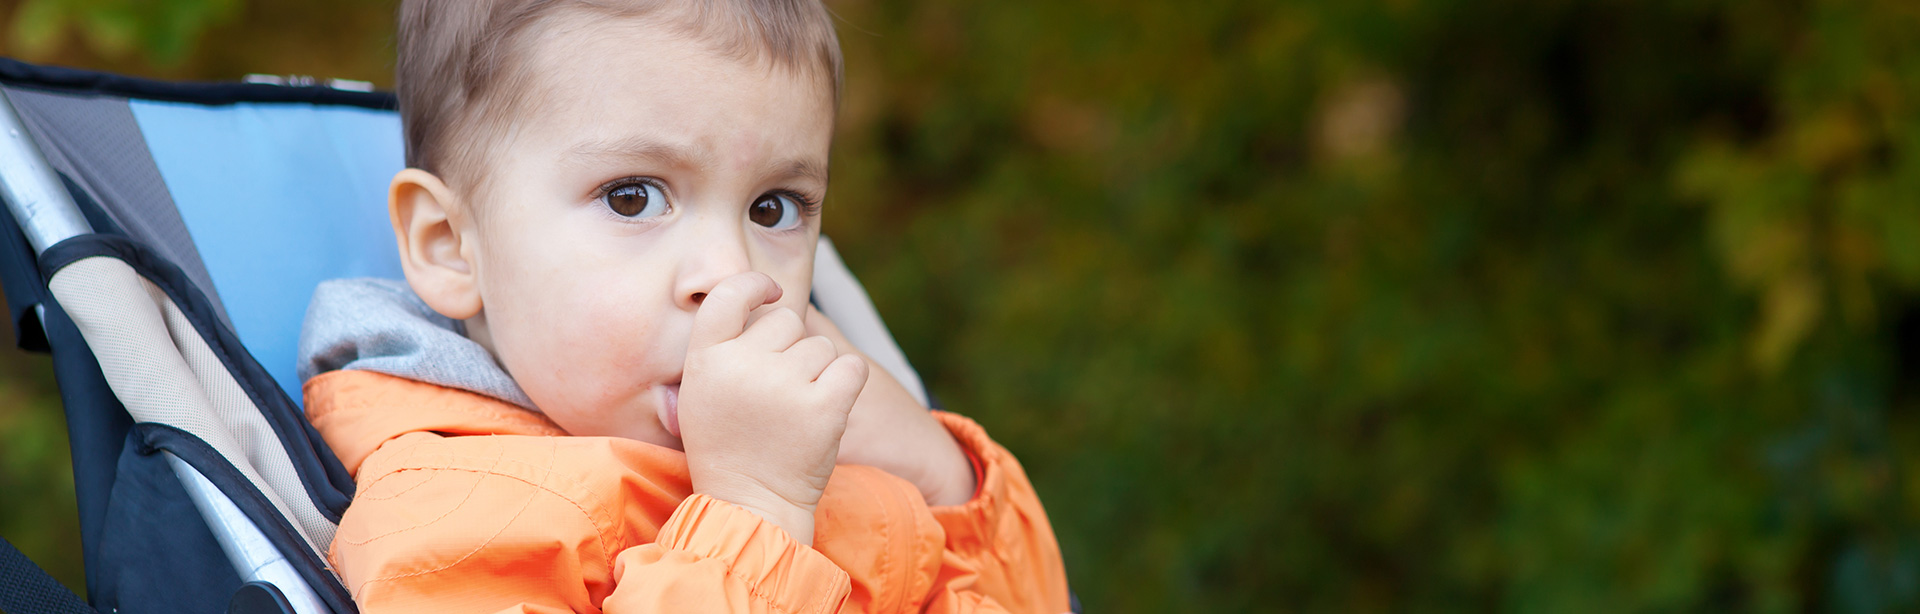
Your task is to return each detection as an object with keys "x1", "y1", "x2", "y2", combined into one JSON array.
[{"x1": 296, "y1": 278, "x2": 536, "y2": 410}]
